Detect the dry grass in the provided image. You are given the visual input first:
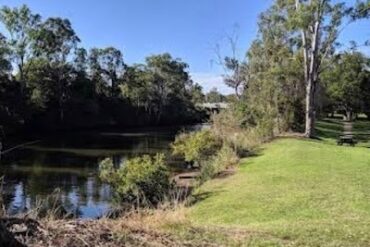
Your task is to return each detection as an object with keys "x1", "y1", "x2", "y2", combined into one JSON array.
[
  {"x1": 2, "y1": 201, "x2": 266, "y2": 247},
  {"x1": 5, "y1": 205, "x2": 219, "y2": 247}
]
